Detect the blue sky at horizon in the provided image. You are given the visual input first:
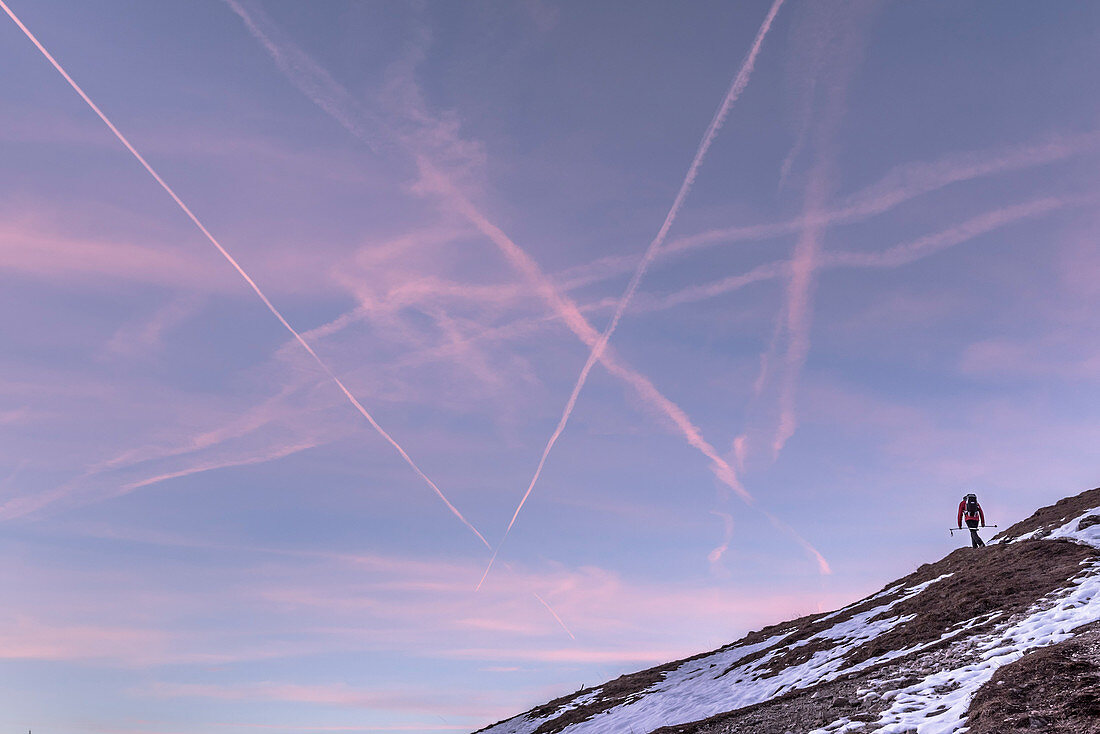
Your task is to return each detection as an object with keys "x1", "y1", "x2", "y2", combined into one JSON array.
[{"x1": 1, "y1": 1, "x2": 1099, "y2": 732}]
